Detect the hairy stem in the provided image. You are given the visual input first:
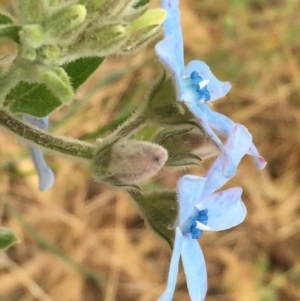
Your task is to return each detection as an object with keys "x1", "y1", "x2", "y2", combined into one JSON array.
[
  {"x1": 112, "y1": 111, "x2": 146, "y2": 138},
  {"x1": 0, "y1": 110, "x2": 94, "y2": 160}
]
